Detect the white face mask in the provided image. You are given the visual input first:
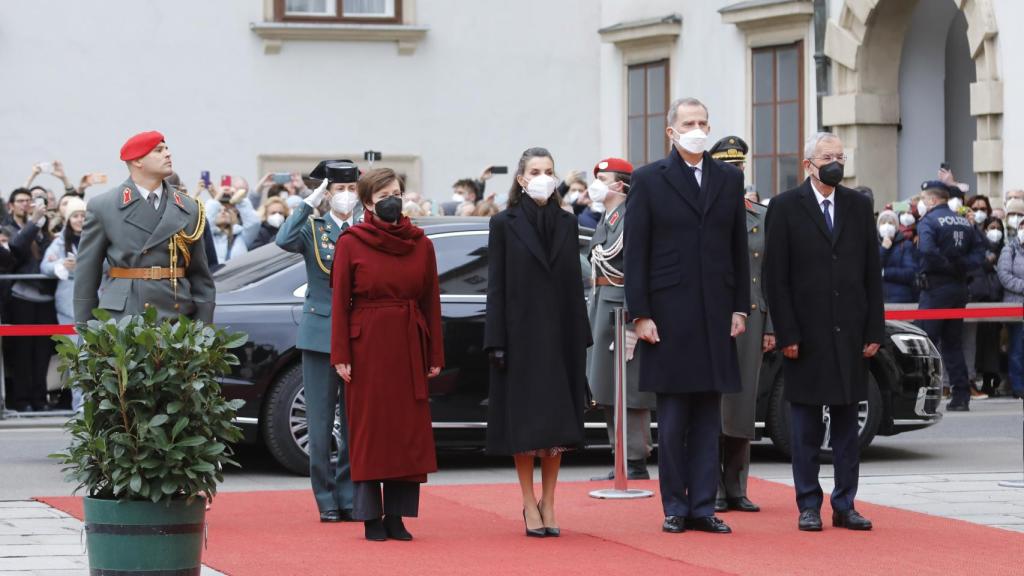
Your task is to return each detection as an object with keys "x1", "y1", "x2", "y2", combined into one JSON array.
[
  {"x1": 587, "y1": 179, "x2": 609, "y2": 204},
  {"x1": 330, "y1": 190, "x2": 358, "y2": 215},
  {"x1": 899, "y1": 212, "x2": 916, "y2": 227},
  {"x1": 917, "y1": 200, "x2": 929, "y2": 217},
  {"x1": 986, "y1": 229, "x2": 1003, "y2": 244},
  {"x1": 524, "y1": 174, "x2": 557, "y2": 201},
  {"x1": 266, "y1": 213, "x2": 285, "y2": 228},
  {"x1": 565, "y1": 190, "x2": 581, "y2": 204},
  {"x1": 878, "y1": 223, "x2": 896, "y2": 239},
  {"x1": 591, "y1": 201, "x2": 607, "y2": 214},
  {"x1": 674, "y1": 128, "x2": 707, "y2": 155},
  {"x1": 1009, "y1": 215, "x2": 1023, "y2": 230},
  {"x1": 974, "y1": 210, "x2": 988, "y2": 225},
  {"x1": 451, "y1": 192, "x2": 465, "y2": 203},
  {"x1": 948, "y1": 197, "x2": 963, "y2": 212}
]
